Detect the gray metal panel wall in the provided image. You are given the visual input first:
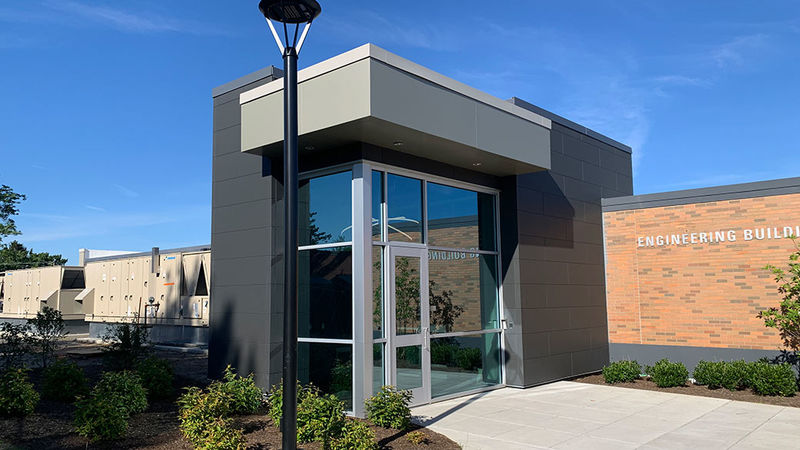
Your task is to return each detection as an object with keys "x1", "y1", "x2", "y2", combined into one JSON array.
[
  {"x1": 502, "y1": 122, "x2": 633, "y2": 387},
  {"x1": 210, "y1": 71, "x2": 283, "y2": 388}
]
